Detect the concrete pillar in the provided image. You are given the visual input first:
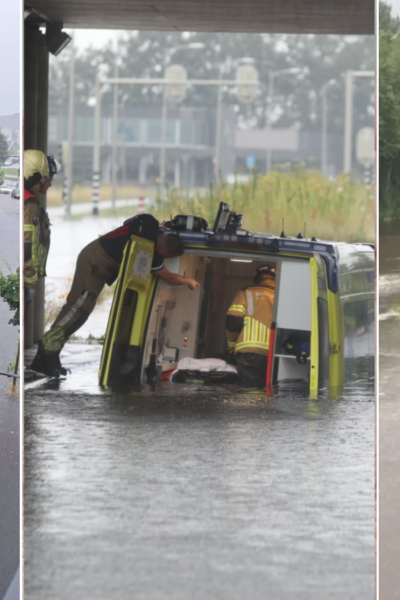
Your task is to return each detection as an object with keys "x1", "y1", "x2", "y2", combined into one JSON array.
[
  {"x1": 24, "y1": 27, "x2": 49, "y2": 348},
  {"x1": 33, "y1": 33, "x2": 49, "y2": 344},
  {"x1": 24, "y1": 27, "x2": 39, "y2": 148},
  {"x1": 24, "y1": 27, "x2": 39, "y2": 349}
]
